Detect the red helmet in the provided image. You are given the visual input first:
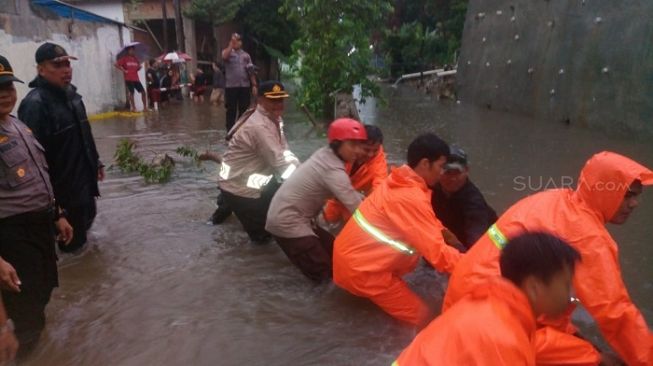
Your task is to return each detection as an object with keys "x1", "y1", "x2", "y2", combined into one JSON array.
[{"x1": 327, "y1": 118, "x2": 367, "y2": 143}]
